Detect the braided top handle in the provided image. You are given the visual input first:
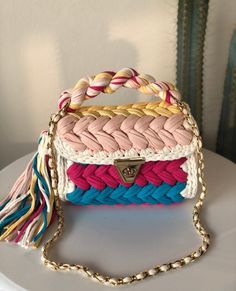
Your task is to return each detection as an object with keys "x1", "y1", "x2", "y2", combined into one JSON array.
[{"x1": 58, "y1": 68, "x2": 181, "y2": 110}]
